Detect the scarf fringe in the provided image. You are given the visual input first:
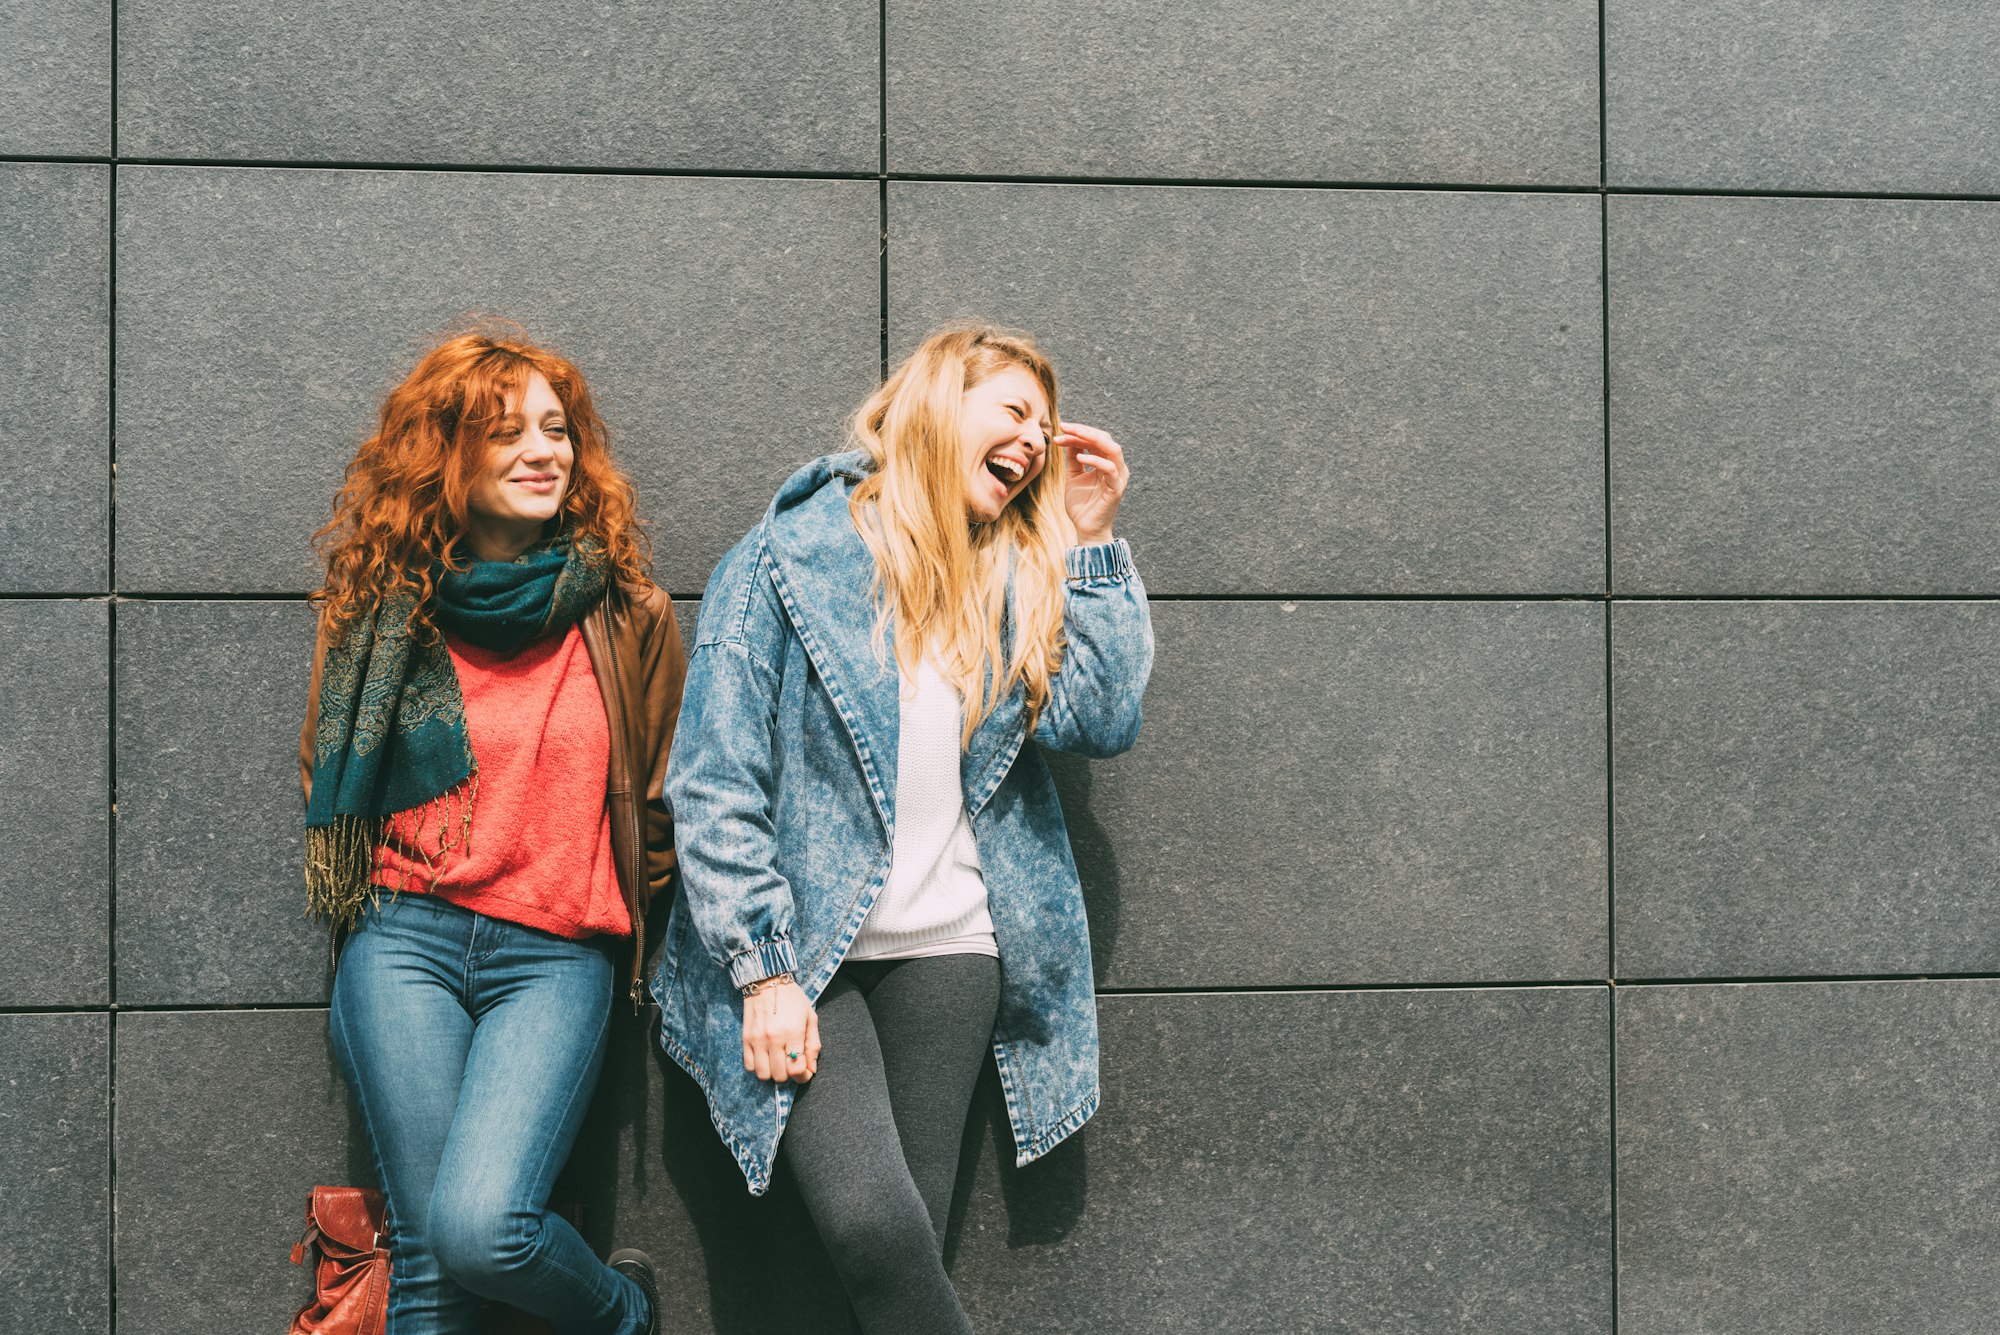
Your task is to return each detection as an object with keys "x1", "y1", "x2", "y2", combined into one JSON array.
[
  {"x1": 304, "y1": 814, "x2": 385, "y2": 931},
  {"x1": 305, "y1": 774, "x2": 480, "y2": 927}
]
